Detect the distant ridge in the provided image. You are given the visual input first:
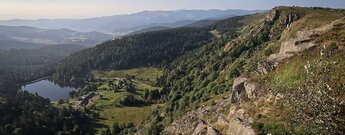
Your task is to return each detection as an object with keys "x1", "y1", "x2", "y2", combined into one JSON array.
[
  {"x1": 0, "y1": 25, "x2": 112, "y2": 49},
  {"x1": 0, "y1": 9, "x2": 264, "y2": 35},
  {"x1": 127, "y1": 26, "x2": 171, "y2": 35}
]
